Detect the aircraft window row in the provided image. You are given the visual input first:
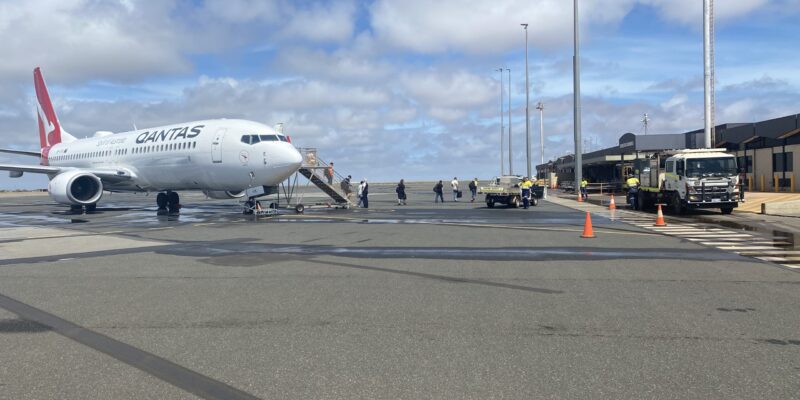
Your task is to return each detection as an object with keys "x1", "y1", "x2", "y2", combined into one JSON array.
[
  {"x1": 133, "y1": 141, "x2": 197, "y2": 154},
  {"x1": 241, "y1": 134, "x2": 287, "y2": 144},
  {"x1": 50, "y1": 142, "x2": 197, "y2": 161}
]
